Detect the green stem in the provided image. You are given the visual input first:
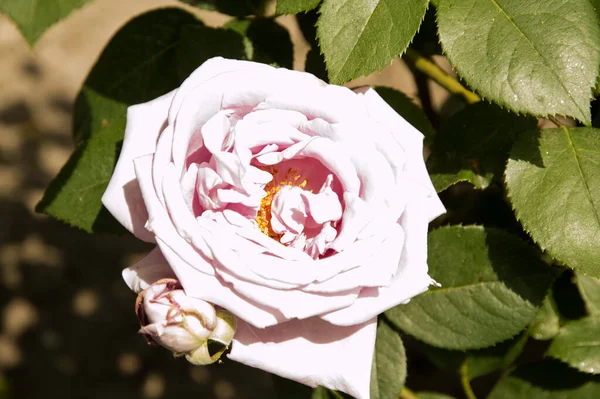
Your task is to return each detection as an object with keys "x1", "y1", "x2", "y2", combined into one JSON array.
[
  {"x1": 404, "y1": 48, "x2": 480, "y2": 104},
  {"x1": 548, "y1": 115, "x2": 564, "y2": 127},
  {"x1": 459, "y1": 363, "x2": 478, "y2": 399},
  {"x1": 399, "y1": 386, "x2": 420, "y2": 399},
  {"x1": 330, "y1": 391, "x2": 345, "y2": 399}
]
